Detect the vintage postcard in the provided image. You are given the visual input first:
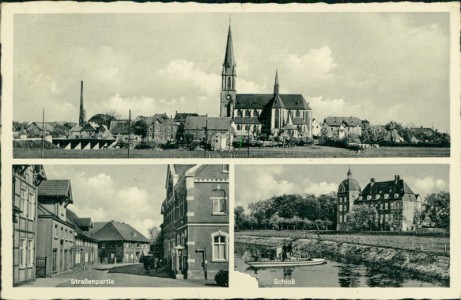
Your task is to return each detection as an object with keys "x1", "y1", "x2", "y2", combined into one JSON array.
[
  {"x1": 1, "y1": 2, "x2": 460, "y2": 300},
  {"x1": 4, "y1": 3, "x2": 456, "y2": 159}
]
